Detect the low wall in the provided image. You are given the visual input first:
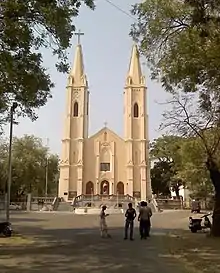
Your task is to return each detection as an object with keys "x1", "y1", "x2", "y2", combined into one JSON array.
[
  {"x1": 74, "y1": 207, "x2": 124, "y2": 215},
  {"x1": 156, "y1": 199, "x2": 183, "y2": 210}
]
